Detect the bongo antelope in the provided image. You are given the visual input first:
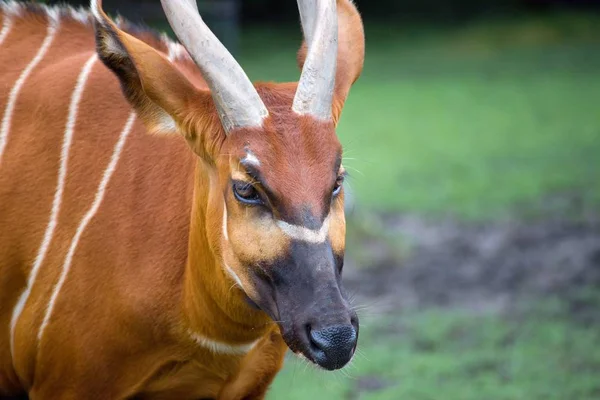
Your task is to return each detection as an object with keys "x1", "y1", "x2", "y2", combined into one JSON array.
[{"x1": 0, "y1": 0, "x2": 365, "y2": 398}]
